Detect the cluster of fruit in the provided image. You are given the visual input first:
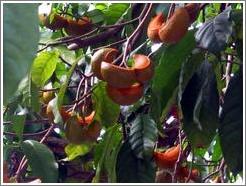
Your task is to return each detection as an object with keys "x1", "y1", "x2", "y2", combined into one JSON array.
[
  {"x1": 154, "y1": 145, "x2": 200, "y2": 182},
  {"x1": 91, "y1": 48, "x2": 154, "y2": 105},
  {"x1": 147, "y1": 4, "x2": 200, "y2": 44},
  {"x1": 39, "y1": 13, "x2": 93, "y2": 36},
  {"x1": 41, "y1": 91, "x2": 101, "y2": 144}
]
